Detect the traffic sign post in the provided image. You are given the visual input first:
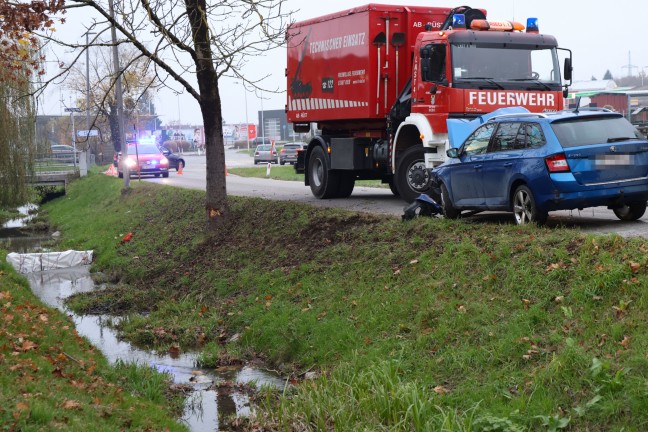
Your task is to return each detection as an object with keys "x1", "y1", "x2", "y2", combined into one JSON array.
[{"x1": 64, "y1": 107, "x2": 82, "y2": 167}]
